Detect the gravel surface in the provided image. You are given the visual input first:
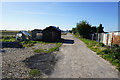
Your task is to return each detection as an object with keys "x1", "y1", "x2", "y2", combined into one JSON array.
[
  {"x1": 48, "y1": 33, "x2": 119, "y2": 78},
  {"x1": 2, "y1": 43, "x2": 57, "y2": 78},
  {"x1": 32, "y1": 43, "x2": 56, "y2": 51},
  {"x1": 2, "y1": 48, "x2": 33, "y2": 78}
]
